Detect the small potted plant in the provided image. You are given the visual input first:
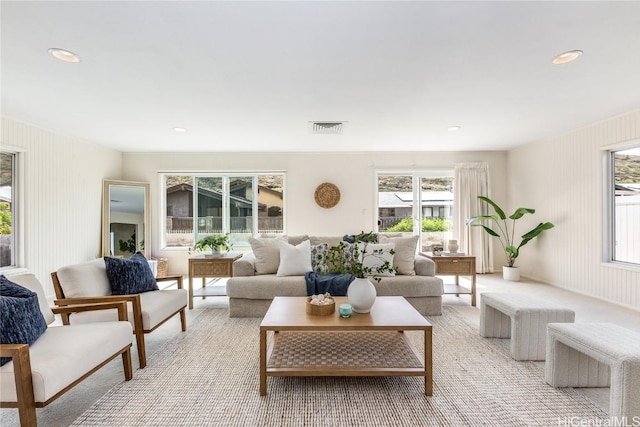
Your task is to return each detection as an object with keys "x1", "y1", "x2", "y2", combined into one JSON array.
[{"x1": 193, "y1": 234, "x2": 232, "y2": 256}]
